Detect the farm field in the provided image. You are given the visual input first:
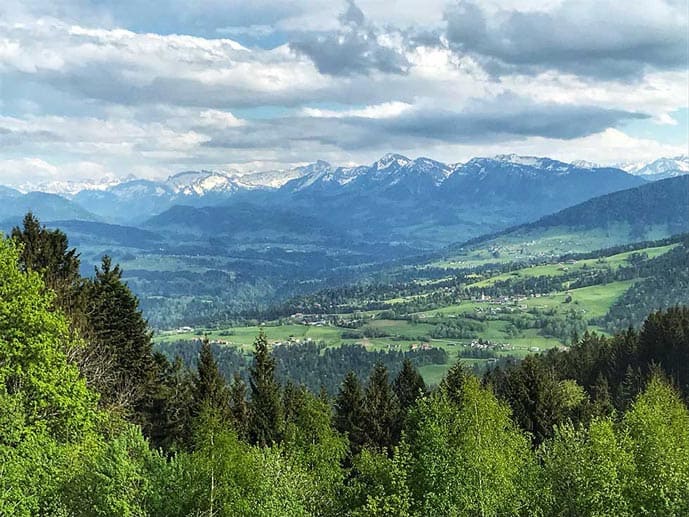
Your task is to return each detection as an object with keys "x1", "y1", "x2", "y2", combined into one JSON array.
[{"x1": 154, "y1": 236, "x2": 686, "y2": 385}]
